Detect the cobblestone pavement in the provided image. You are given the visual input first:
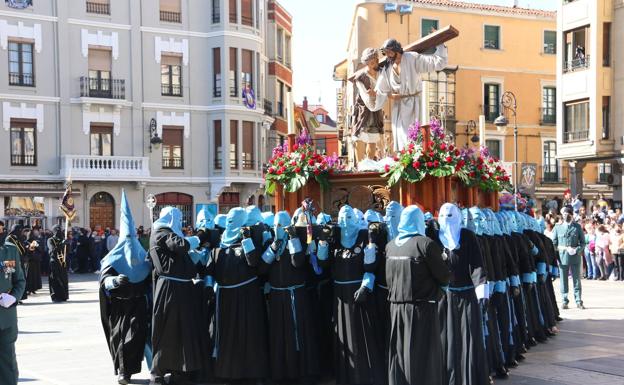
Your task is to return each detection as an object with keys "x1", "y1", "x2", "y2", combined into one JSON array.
[{"x1": 15, "y1": 274, "x2": 624, "y2": 385}]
